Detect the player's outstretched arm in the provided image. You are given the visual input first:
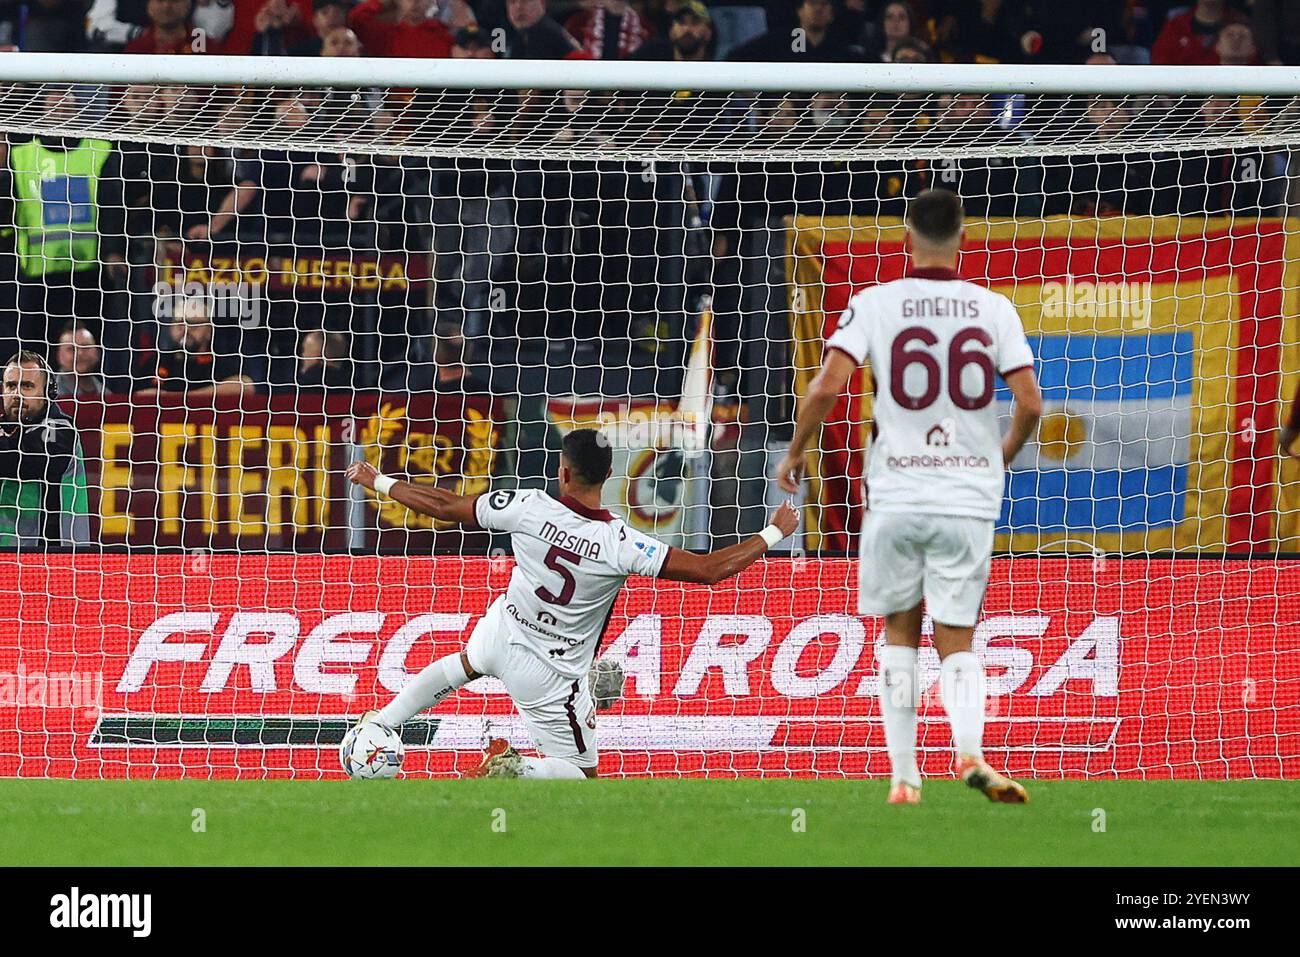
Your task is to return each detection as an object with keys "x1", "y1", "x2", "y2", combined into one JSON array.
[
  {"x1": 659, "y1": 502, "x2": 799, "y2": 585},
  {"x1": 1000, "y1": 367, "x2": 1043, "y2": 464},
  {"x1": 345, "y1": 460, "x2": 479, "y2": 526},
  {"x1": 775, "y1": 349, "x2": 858, "y2": 493}
]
